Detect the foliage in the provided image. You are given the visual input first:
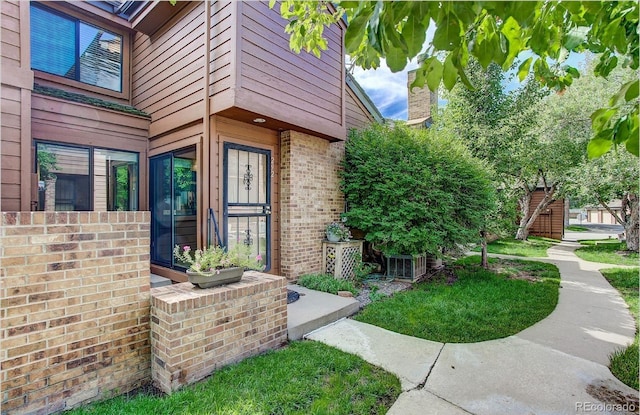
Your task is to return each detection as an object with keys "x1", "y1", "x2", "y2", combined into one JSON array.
[
  {"x1": 600, "y1": 267, "x2": 639, "y2": 390},
  {"x1": 341, "y1": 124, "x2": 494, "y2": 256},
  {"x1": 37, "y1": 149, "x2": 58, "y2": 180},
  {"x1": 173, "y1": 244, "x2": 264, "y2": 274},
  {"x1": 474, "y1": 236, "x2": 559, "y2": 258},
  {"x1": 325, "y1": 221, "x2": 352, "y2": 241},
  {"x1": 274, "y1": 1, "x2": 639, "y2": 157},
  {"x1": 575, "y1": 241, "x2": 639, "y2": 266},
  {"x1": 297, "y1": 273, "x2": 358, "y2": 296},
  {"x1": 66, "y1": 341, "x2": 401, "y2": 415},
  {"x1": 350, "y1": 252, "x2": 377, "y2": 282},
  {"x1": 354, "y1": 256, "x2": 560, "y2": 343}
]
